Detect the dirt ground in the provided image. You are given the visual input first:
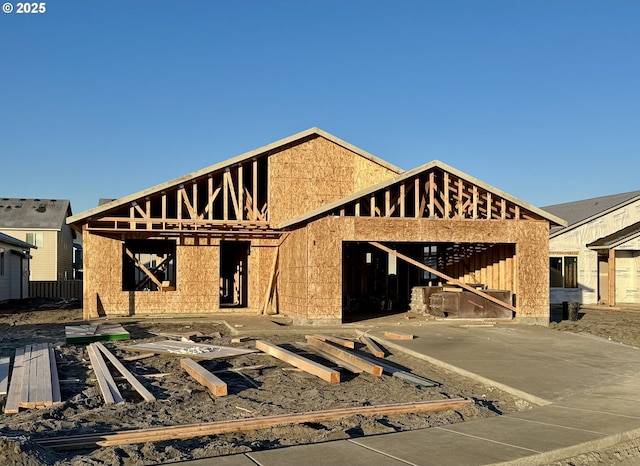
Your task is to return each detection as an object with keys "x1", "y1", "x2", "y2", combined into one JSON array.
[{"x1": 0, "y1": 300, "x2": 639, "y2": 465}]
